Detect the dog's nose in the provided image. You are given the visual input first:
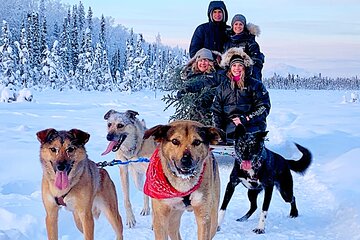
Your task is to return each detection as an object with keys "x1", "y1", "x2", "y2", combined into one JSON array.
[
  {"x1": 56, "y1": 161, "x2": 70, "y2": 172},
  {"x1": 106, "y1": 133, "x2": 114, "y2": 141},
  {"x1": 181, "y1": 151, "x2": 192, "y2": 168}
]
